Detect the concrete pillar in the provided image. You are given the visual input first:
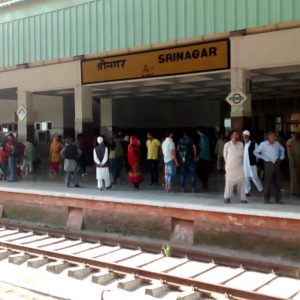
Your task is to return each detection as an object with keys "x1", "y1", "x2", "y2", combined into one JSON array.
[
  {"x1": 17, "y1": 90, "x2": 34, "y2": 142},
  {"x1": 229, "y1": 68, "x2": 253, "y2": 131},
  {"x1": 74, "y1": 85, "x2": 93, "y2": 136},
  {"x1": 74, "y1": 85, "x2": 93, "y2": 164},
  {"x1": 100, "y1": 97, "x2": 113, "y2": 137}
]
